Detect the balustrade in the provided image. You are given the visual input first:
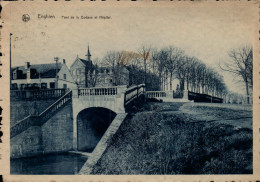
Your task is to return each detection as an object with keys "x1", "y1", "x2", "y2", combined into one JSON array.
[
  {"x1": 78, "y1": 87, "x2": 118, "y2": 96},
  {"x1": 10, "y1": 89, "x2": 66, "y2": 100},
  {"x1": 146, "y1": 91, "x2": 166, "y2": 98}
]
